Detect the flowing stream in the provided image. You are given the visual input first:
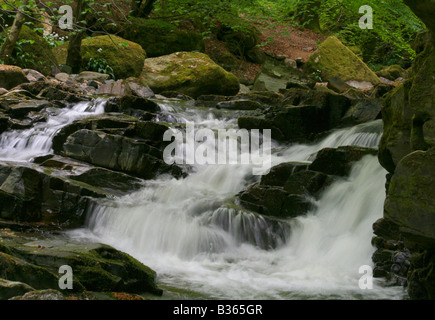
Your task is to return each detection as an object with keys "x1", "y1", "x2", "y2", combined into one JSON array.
[{"x1": 1, "y1": 98, "x2": 406, "y2": 299}]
